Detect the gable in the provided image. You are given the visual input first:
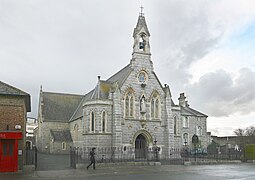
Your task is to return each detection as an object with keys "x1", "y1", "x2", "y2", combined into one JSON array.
[
  {"x1": 0, "y1": 81, "x2": 31, "y2": 112},
  {"x1": 120, "y1": 68, "x2": 165, "y2": 100},
  {"x1": 41, "y1": 92, "x2": 83, "y2": 122}
]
